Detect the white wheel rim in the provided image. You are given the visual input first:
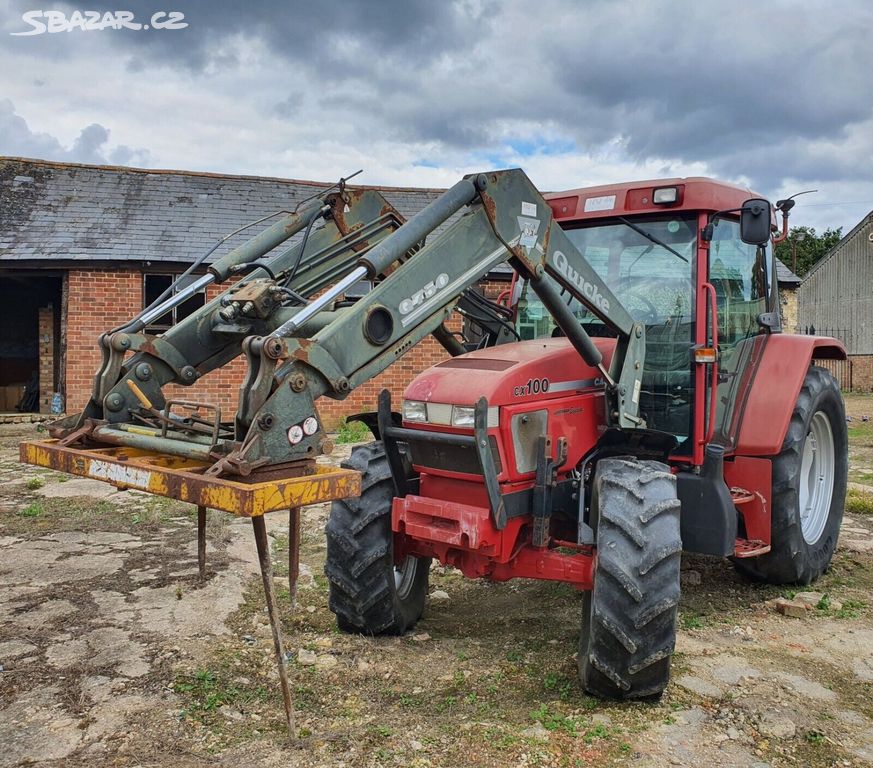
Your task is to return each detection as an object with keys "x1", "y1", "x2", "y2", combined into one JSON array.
[
  {"x1": 394, "y1": 556, "x2": 417, "y2": 598},
  {"x1": 798, "y1": 410, "x2": 835, "y2": 545}
]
